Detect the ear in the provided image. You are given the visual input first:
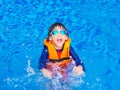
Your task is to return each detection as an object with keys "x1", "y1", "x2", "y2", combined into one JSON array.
[
  {"x1": 65, "y1": 36, "x2": 68, "y2": 40},
  {"x1": 49, "y1": 36, "x2": 52, "y2": 41}
]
